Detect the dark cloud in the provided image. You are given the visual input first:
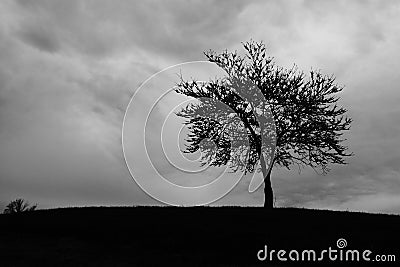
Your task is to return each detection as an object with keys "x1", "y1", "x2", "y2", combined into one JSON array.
[
  {"x1": 17, "y1": 23, "x2": 61, "y2": 53},
  {"x1": 12, "y1": 0, "x2": 247, "y2": 60}
]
